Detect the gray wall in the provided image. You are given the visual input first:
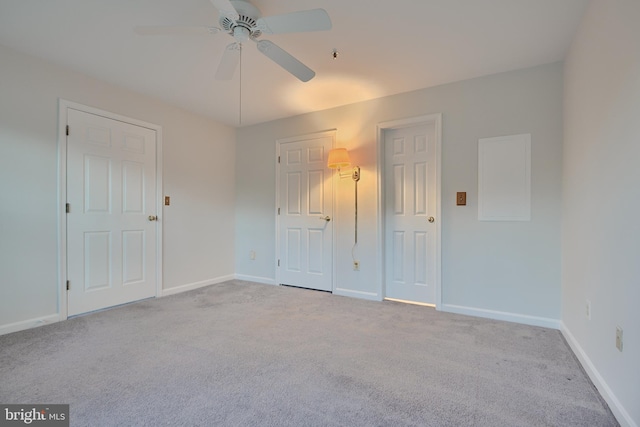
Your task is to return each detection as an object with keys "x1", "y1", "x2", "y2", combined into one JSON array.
[
  {"x1": 0, "y1": 45, "x2": 236, "y2": 332},
  {"x1": 236, "y1": 62, "x2": 563, "y2": 325},
  {"x1": 562, "y1": 0, "x2": 640, "y2": 425}
]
